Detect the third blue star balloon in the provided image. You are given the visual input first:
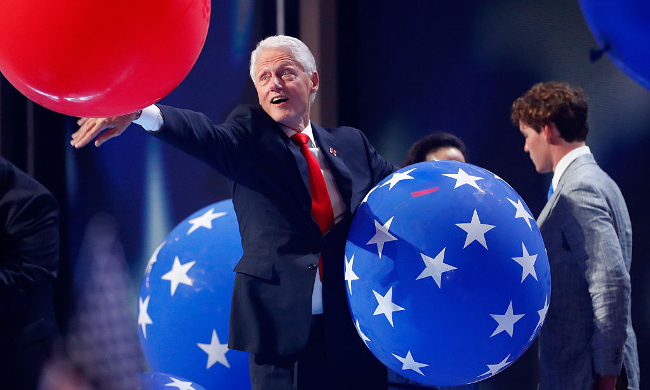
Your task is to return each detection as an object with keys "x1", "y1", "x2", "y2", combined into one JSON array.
[{"x1": 345, "y1": 161, "x2": 550, "y2": 387}]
